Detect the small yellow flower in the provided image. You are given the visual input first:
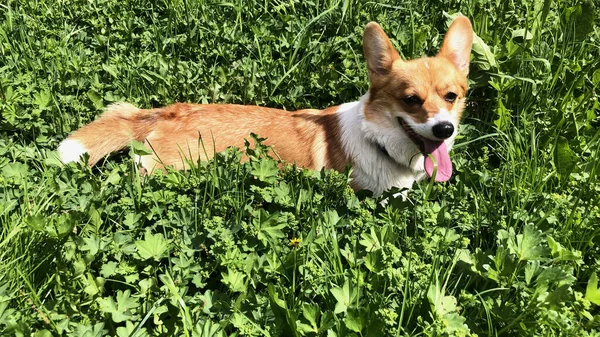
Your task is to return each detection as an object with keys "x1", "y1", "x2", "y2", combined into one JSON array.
[{"x1": 289, "y1": 237, "x2": 301, "y2": 247}]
